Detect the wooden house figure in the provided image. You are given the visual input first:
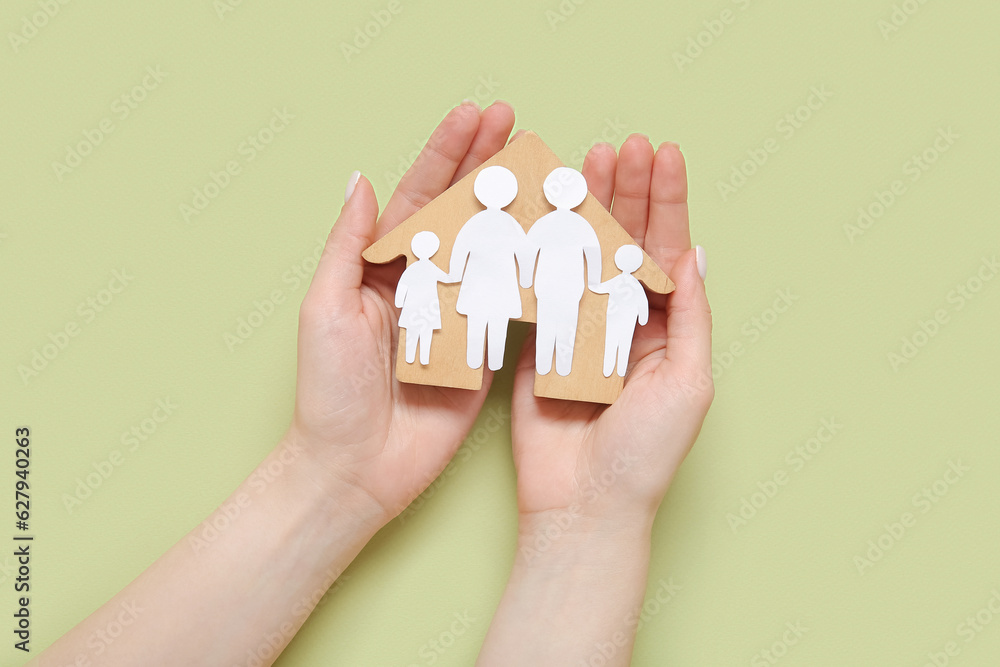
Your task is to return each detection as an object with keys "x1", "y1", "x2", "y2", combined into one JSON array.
[{"x1": 363, "y1": 132, "x2": 674, "y2": 404}]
